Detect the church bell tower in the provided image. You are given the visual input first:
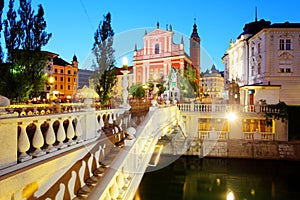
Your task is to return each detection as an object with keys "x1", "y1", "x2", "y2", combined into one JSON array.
[{"x1": 190, "y1": 18, "x2": 201, "y2": 72}]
